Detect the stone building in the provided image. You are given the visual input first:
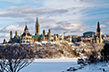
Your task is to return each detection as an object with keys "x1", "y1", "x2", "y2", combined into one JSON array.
[
  {"x1": 21, "y1": 25, "x2": 33, "y2": 43},
  {"x1": 8, "y1": 17, "x2": 62, "y2": 43},
  {"x1": 95, "y1": 22, "x2": 102, "y2": 43},
  {"x1": 81, "y1": 22, "x2": 102, "y2": 43}
]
